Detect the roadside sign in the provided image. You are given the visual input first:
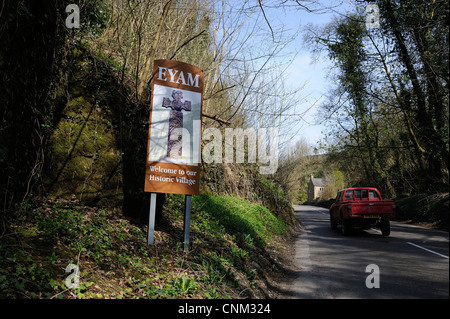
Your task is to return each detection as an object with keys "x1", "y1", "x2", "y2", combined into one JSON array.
[
  {"x1": 144, "y1": 60, "x2": 203, "y2": 250},
  {"x1": 145, "y1": 60, "x2": 204, "y2": 195}
]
